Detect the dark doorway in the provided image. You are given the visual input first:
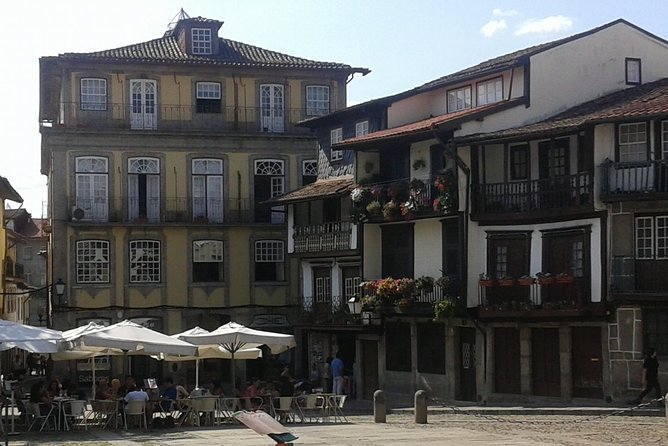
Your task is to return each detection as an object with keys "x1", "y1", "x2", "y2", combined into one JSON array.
[
  {"x1": 532, "y1": 328, "x2": 561, "y2": 397},
  {"x1": 571, "y1": 326, "x2": 603, "y2": 398},
  {"x1": 494, "y1": 327, "x2": 521, "y2": 394},
  {"x1": 361, "y1": 340, "x2": 379, "y2": 400},
  {"x1": 459, "y1": 327, "x2": 477, "y2": 401}
]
